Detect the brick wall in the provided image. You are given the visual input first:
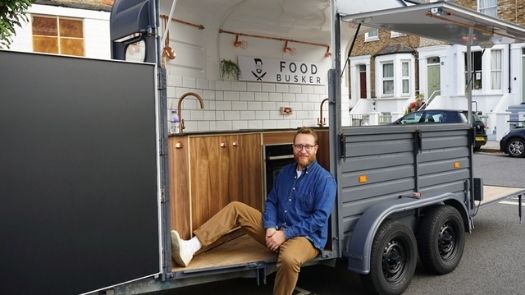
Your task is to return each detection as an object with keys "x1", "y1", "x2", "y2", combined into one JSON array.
[
  {"x1": 455, "y1": 0, "x2": 525, "y2": 25},
  {"x1": 350, "y1": 29, "x2": 420, "y2": 98},
  {"x1": 498, "y1": 0, "x2": 525, "y2": 26},
  {"x1": 455, "y1": 0, "x2": 477, "y2": 10}
]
